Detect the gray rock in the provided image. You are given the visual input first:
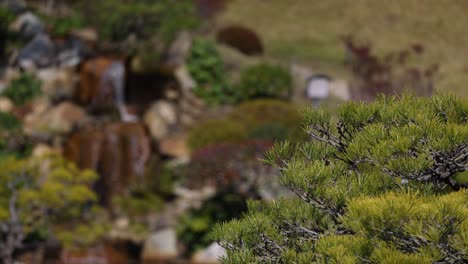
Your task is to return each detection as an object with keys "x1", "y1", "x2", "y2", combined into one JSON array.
[
  {"x1": 0, "y1": 97, "x2": 13, "y2": 113},
  {"x1": 142, "y1": 228, "x2": 178, "y2": 260},
  {"x1": 36, "y1": 67, "x2": 78, "y2": 100},
  {"x1": 192, "y1": 242, "x2": 226, "y2": 263},
  {"x1": 329, "y1": 79, "x2": 351, "y2": 101},
  {"x1": 17, "y1": 33, "x2": 55, "y2": 69},
  {"x1": 144, "y1": 101, "x2": 178, "y2": 140},
  {"x1": 166, "y1": 31, "x2": 192, "y2": 67},
  {"x1": 10, "y1": 11, "x2": 44, "y2": 38},
  {"x1": 55, "y1": 36, "x2": 89, "y2": 67}
]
